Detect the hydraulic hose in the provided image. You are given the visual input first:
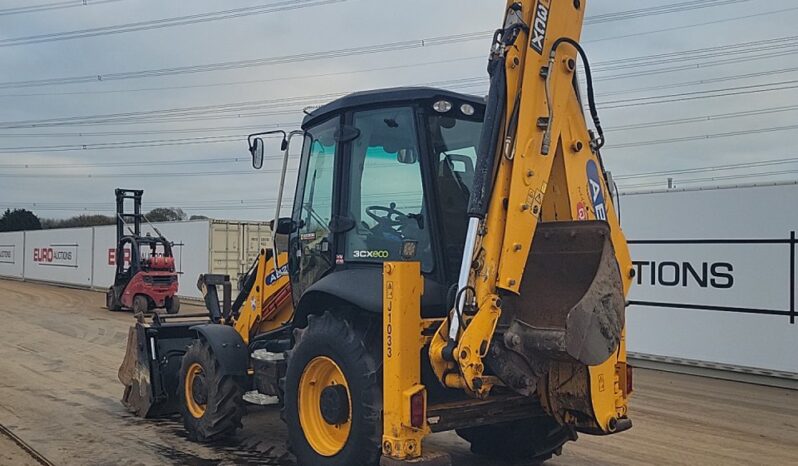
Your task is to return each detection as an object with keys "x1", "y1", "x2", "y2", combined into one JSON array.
[{"x1": 548, "y1": 37, "x2": 605, "y2": 149}]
